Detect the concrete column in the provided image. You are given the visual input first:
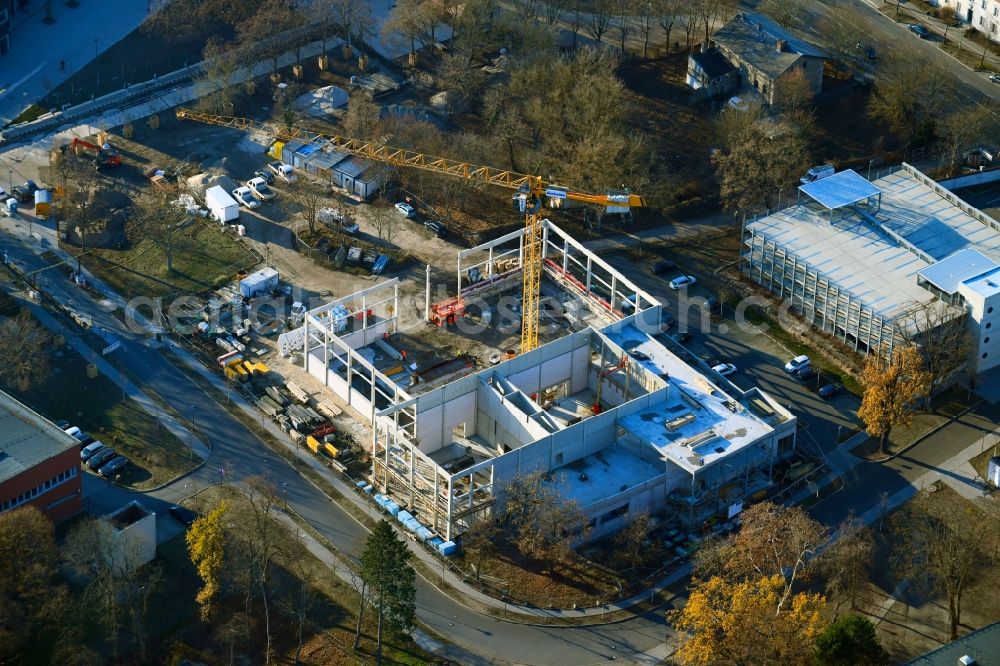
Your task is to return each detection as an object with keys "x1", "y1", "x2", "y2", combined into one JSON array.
[
  {"x1": 586, "y1": 256, "x2": 593, "y2": 292},
  {"x1": 425, "y1": 264, "x2": 432, "y2": 323},
  {"x1": 562, "y1": 237, "x2": 569, "y2": 273},
  {"x1": 303, "y1": 315, "x2": 310, "y2": 373},
  {"x1": 362, "y1": 292, "x2": 368, "y2": 330}
]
